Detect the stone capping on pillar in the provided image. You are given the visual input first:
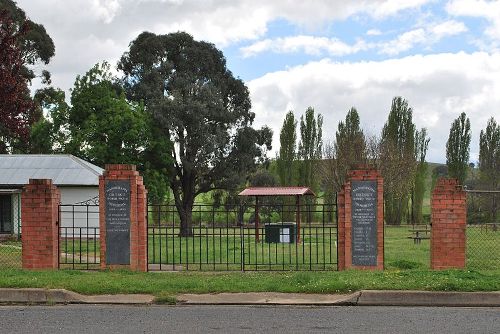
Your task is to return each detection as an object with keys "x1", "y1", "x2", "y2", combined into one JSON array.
[
  {"x1": 99, "y1": 164, "x2": 148, "y2": 272},
  {"x1": 431, "y1": 178, "x2": 466, "y2": 270},
  {"x1": 21, "y1": 179, "x2": 61, "y2": 270},
  {"x1": 337, "y1": 166, "x2": 384, "y2": 271}
]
